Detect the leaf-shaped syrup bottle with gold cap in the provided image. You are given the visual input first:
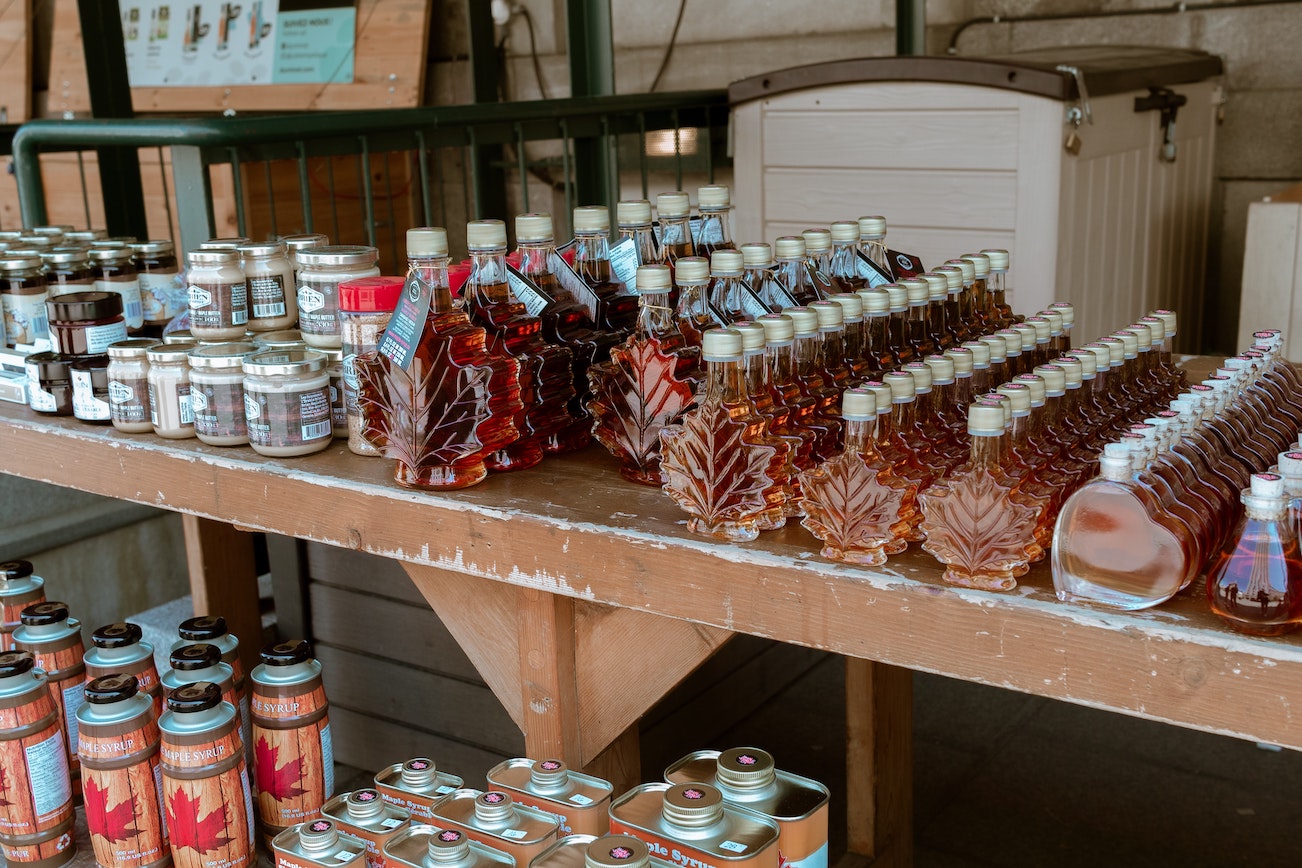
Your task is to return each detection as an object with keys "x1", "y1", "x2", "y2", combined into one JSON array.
[
  {"x1": 920, "y1": 403, "x2": 1040, "y2": 590},
  {"x1": 659, "y1": 328, "x2": 785, "y2": 541},
  {"x1": 587, "y1": 265, "x2": 698, "y2": 486},
  {"x1": 800, "y1": 388, "x2": 915, "y2": 565},
  {"x1": 572, "y1": 205, "x2": 640, "y2": 334},
  {"x1": 733, "y1": 320, "x2": 803, "y2": 521},
  {"x1": 355, "y1": 227, "x2": 523, "y2": 489},
  {"x1": 673, "y1": 256, "x2": 717, "y2": 351}
]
